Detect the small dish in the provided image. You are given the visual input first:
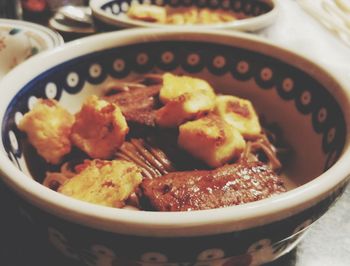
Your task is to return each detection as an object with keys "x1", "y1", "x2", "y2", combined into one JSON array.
[
  {"x1": 90, "y1": 0, "x2": 279, "y2": 32},
  {"x1": 0, "y1": 19, "x2": 63, "y2": 79}
]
